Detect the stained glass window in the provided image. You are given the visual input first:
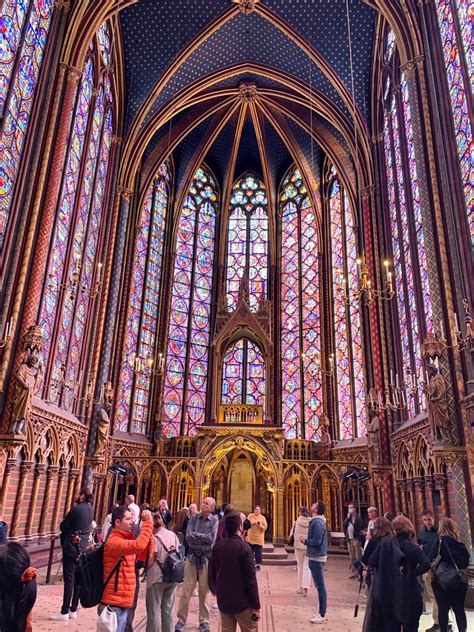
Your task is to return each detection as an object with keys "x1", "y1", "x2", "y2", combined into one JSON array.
[
  {"x1": 162, "y1": 167, "x2": 218, "y2": 438},
  {"x1": 226, "y1": 175, "x2": 268, "y2": 311},
  {"x1": 221, "y1": 338, "x2": 265, "y2": 409},
  {"x1": 434, "y1": 1, "x2": 474, "y2": 244},
  {"x1": 115, "y1": 164, "x2": 170, "y2": 434},
  {"x1": 383, "y1": 31, "x2": 434, "y2": 417},
  {"x1": 280, "y1": 167, "x2": 323, "y2": 440},
  {"x1": 0, "y1": 0, "x2": 55, "y2": 251},
  {"x1": 37, "y1": 23, "x2": 115, "y2": 412},
  {"x1": 329, "y1": 173, "x2": 366, "y2": 438}
]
